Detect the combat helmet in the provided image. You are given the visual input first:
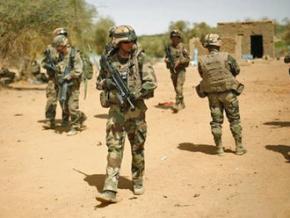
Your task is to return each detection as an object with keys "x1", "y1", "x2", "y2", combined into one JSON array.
[
  {"x1": 112, "y1": 25, "x2": 137, "y2": 45},
  {"x1": 52, "y1": 27, "x2": 68, "y2": 37},
  {"x1": 108, "y1": 26, "x2": 117, "y2": 38},
  {"x1": 52, "y1": 35, "x2": 69, "y2": 48},
  {"x1": 170, "y1": 29, "x2": 182, "y2": 39},
  {"x1": 203, "y1": 33, "x2": 221, "y2": 48}
]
